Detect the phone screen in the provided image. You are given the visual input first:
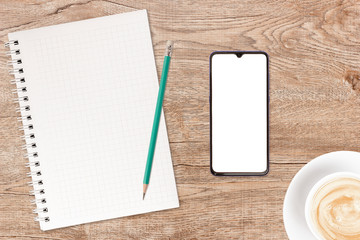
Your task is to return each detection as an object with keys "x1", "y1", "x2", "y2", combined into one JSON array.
[{"x1": 210, "y1": 52, "x2": 269, "y2": 175}]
